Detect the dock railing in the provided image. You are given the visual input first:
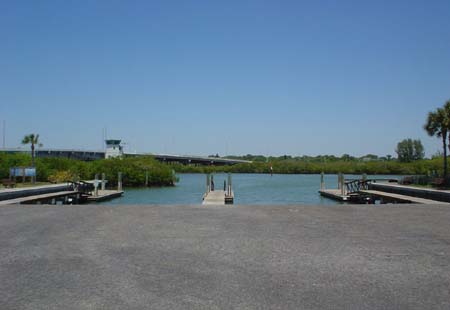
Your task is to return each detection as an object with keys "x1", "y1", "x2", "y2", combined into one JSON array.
[
  {"x1": 345, "y1": 180, "x2": 371, "y2": 194},
  {"x1": 344, "y1": 178, "x2": 398, "y2": 194}
]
